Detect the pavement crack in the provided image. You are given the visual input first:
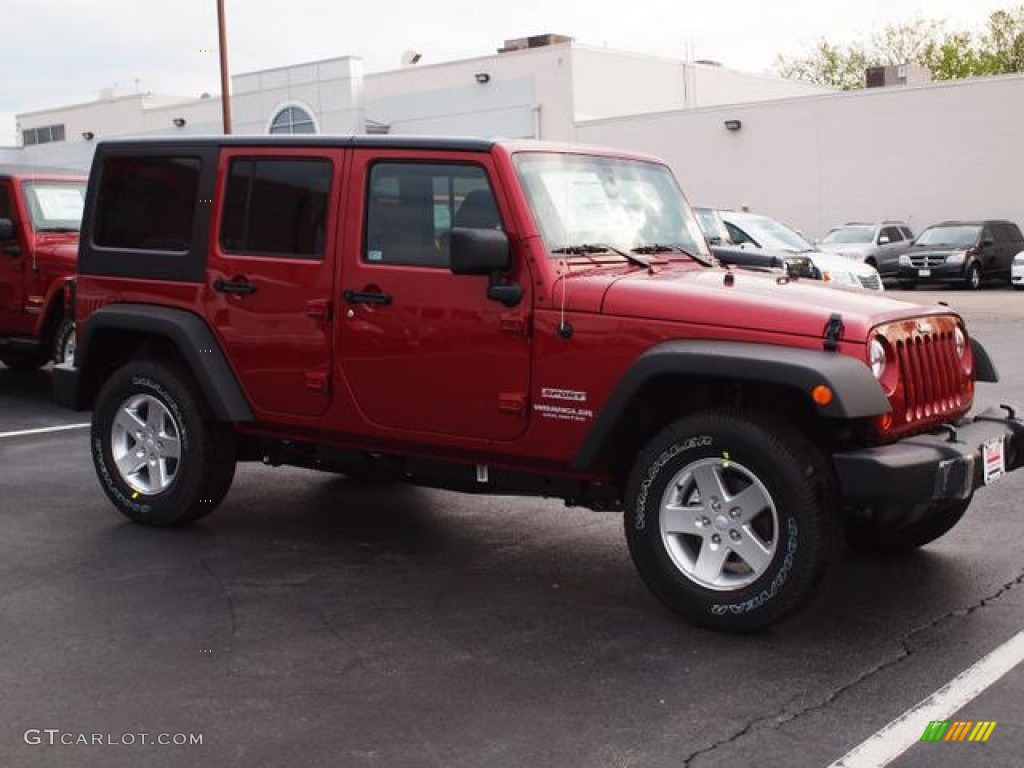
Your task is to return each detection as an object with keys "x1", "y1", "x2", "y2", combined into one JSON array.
[
  {"x1": 681, "y1": 565, "x2": 1024, "y2": 767},
  {"x1": 198, "y1": 550, "x2": 238, "y2": 677}
]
